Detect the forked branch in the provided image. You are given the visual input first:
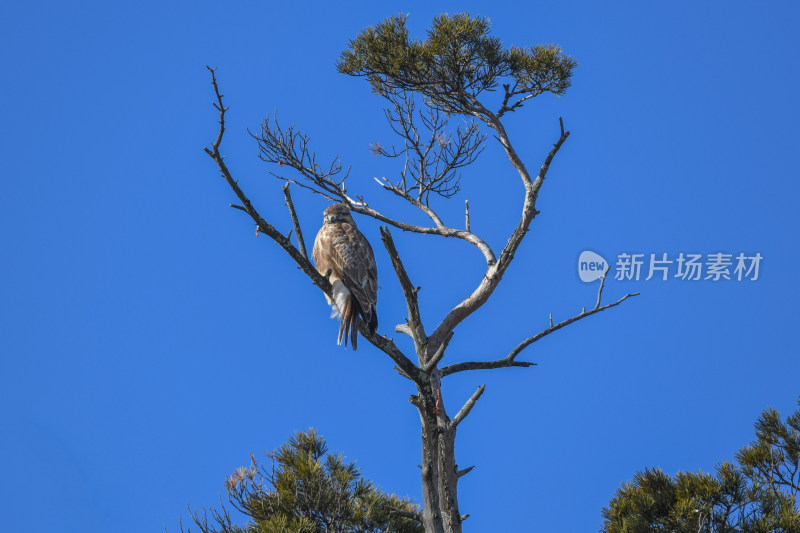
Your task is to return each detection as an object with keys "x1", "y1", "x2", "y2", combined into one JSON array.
[
  {"x1": 204, "y1": 67, "x2": 422, "y2": 385},
  {"x1": 254, "y1": 90, "x2": 497, "y2": 266},
  {"x1": 204, "y1": 69, "x2": 319, "y2": 291},
  {"x1": 441, "y1": 270, "x2": 639, "y2": 377},
  {"x1": 254, "y1": 113, "x2": 350, "y2": 195},
  {"x1": 373, "y1": 89, "x2": 486, "y2": 204},
  {"x1": 428, "y1": 117, "x2": 571, "y2": 353}
]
